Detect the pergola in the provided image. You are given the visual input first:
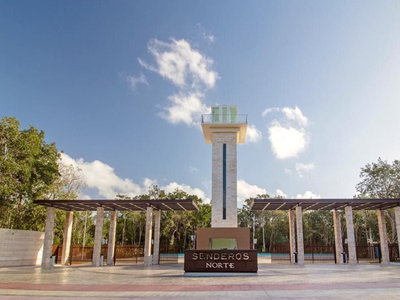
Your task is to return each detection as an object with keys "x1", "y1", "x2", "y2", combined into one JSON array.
[
  {"x1": 250, "y1": 198, "x2": 400, "y2": 266},
  {"x1": 34, "y1": 199, "x2": 198, "y2": 268}
]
